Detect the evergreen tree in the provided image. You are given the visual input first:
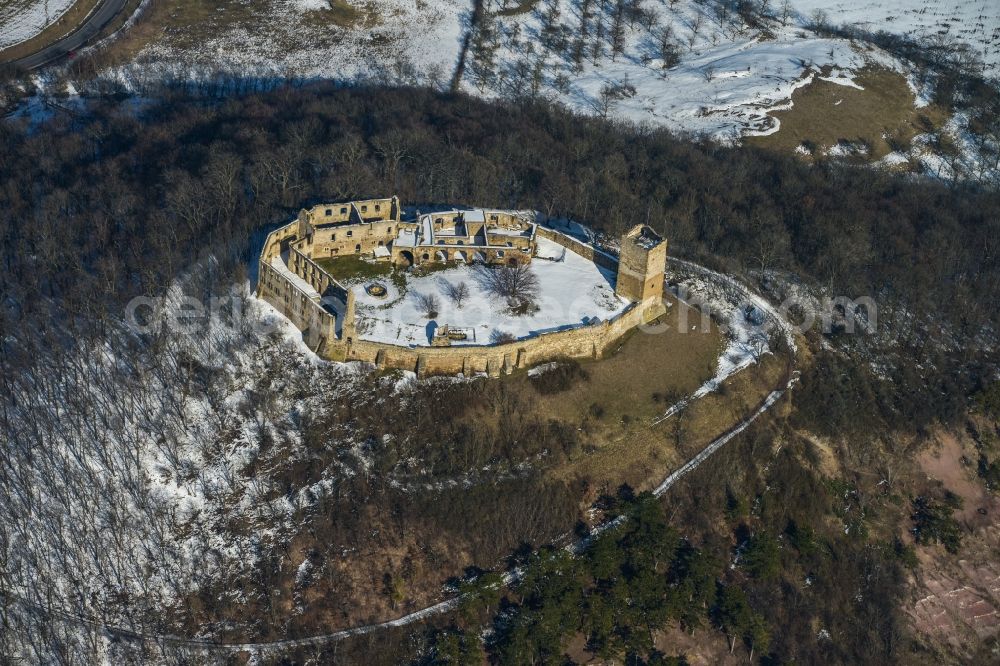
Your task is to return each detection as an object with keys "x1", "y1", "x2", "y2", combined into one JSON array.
[{"x1": 741, "y1": 531, "x2": 781, "y2": 580}]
